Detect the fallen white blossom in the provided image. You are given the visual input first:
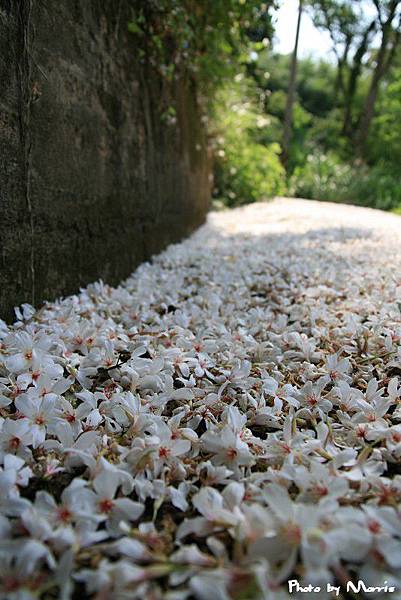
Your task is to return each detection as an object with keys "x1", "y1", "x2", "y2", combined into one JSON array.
[{"x1": 1, "y1": 198, "x2": 401, "y2": 599}]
